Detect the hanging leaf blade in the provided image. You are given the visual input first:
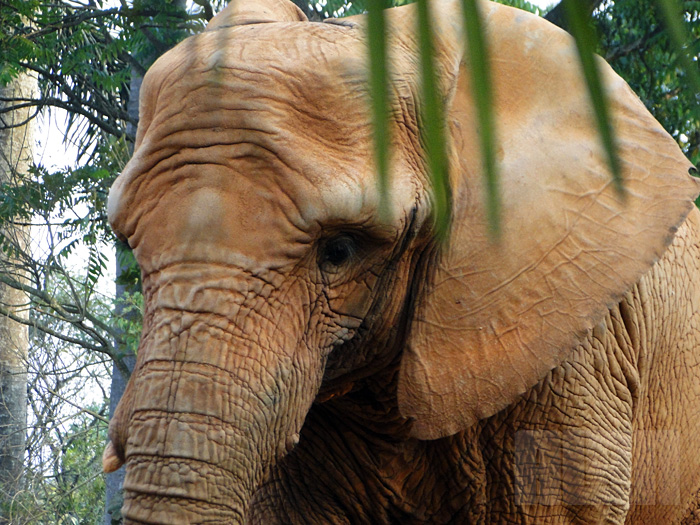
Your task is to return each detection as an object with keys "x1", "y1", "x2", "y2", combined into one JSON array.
[
  {"x1": 460, "y1": 0, "x2": 500, "y2": 237},
  {"x1": 563, "y1": 0, "x2": 623, "y2": 194},
  {"x1": 415, "y1": 0, "x2": 451, "y2": 239},
  {"x1": 367, "y1": 0, "x2": 392, "y2": 218}
]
